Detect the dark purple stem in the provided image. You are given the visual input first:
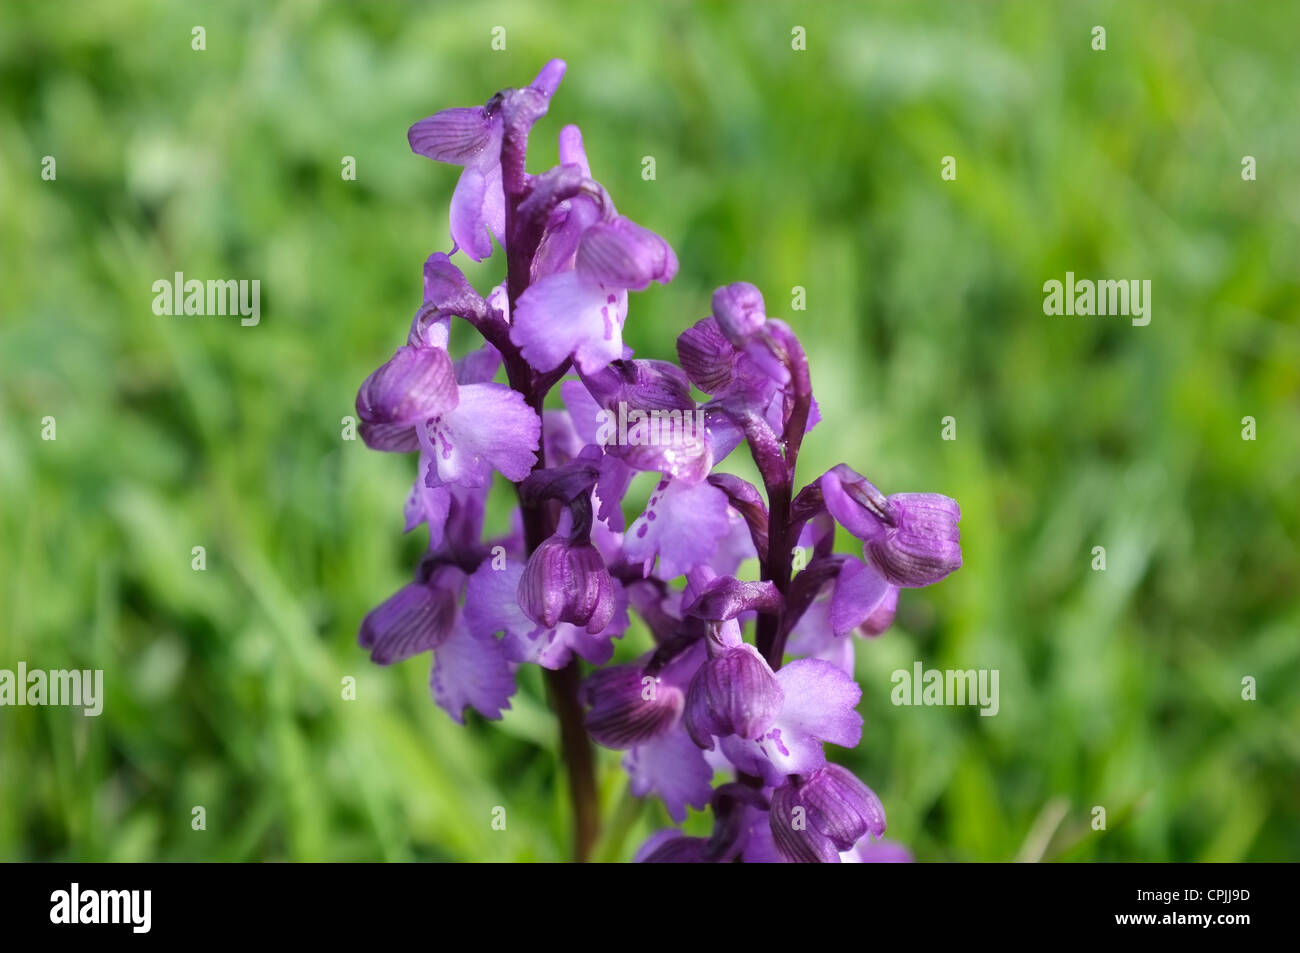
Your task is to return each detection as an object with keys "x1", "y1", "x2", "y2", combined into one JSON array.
[
  {"x1": 498, "y1": 102, "x2": 600, "y2": 863},
  {"x1": 752, "y1": 331, "x2": 813, "y2": 669}
]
